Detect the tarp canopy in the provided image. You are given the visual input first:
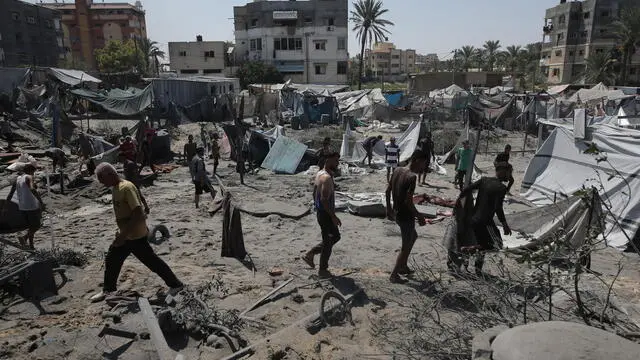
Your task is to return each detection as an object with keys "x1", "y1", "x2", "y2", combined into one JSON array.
[
  {"x1": 340, "y1": 121, "x2": 422, "y2": 164},
  {"x1": 522, "y1": 125, "x2": 640, "y2": 249},
  {"x1": 334, "y1": 89, "x2": 388, "y2": 119},
  {"x1": 250, "y1": 83, "x2": 348, "y2": 94},
  {"x1": 0, "y1": 67, "x2": 30, "y2": 95},
  {"x1": 48, "y1": 67, "x2": 102, "y2": 86},
  {"x1": 261, "y1": 136, "x2": 308, "y2": 174},
  {"x1": 568, "y1": 83, "x2": 632, "y2": 103},
  {"x1": 547, "y1": 84, "x2": 571, "y2": 96},
  {"x1": 70, "y1": 85, "x2": 154, "y2": 116}
]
